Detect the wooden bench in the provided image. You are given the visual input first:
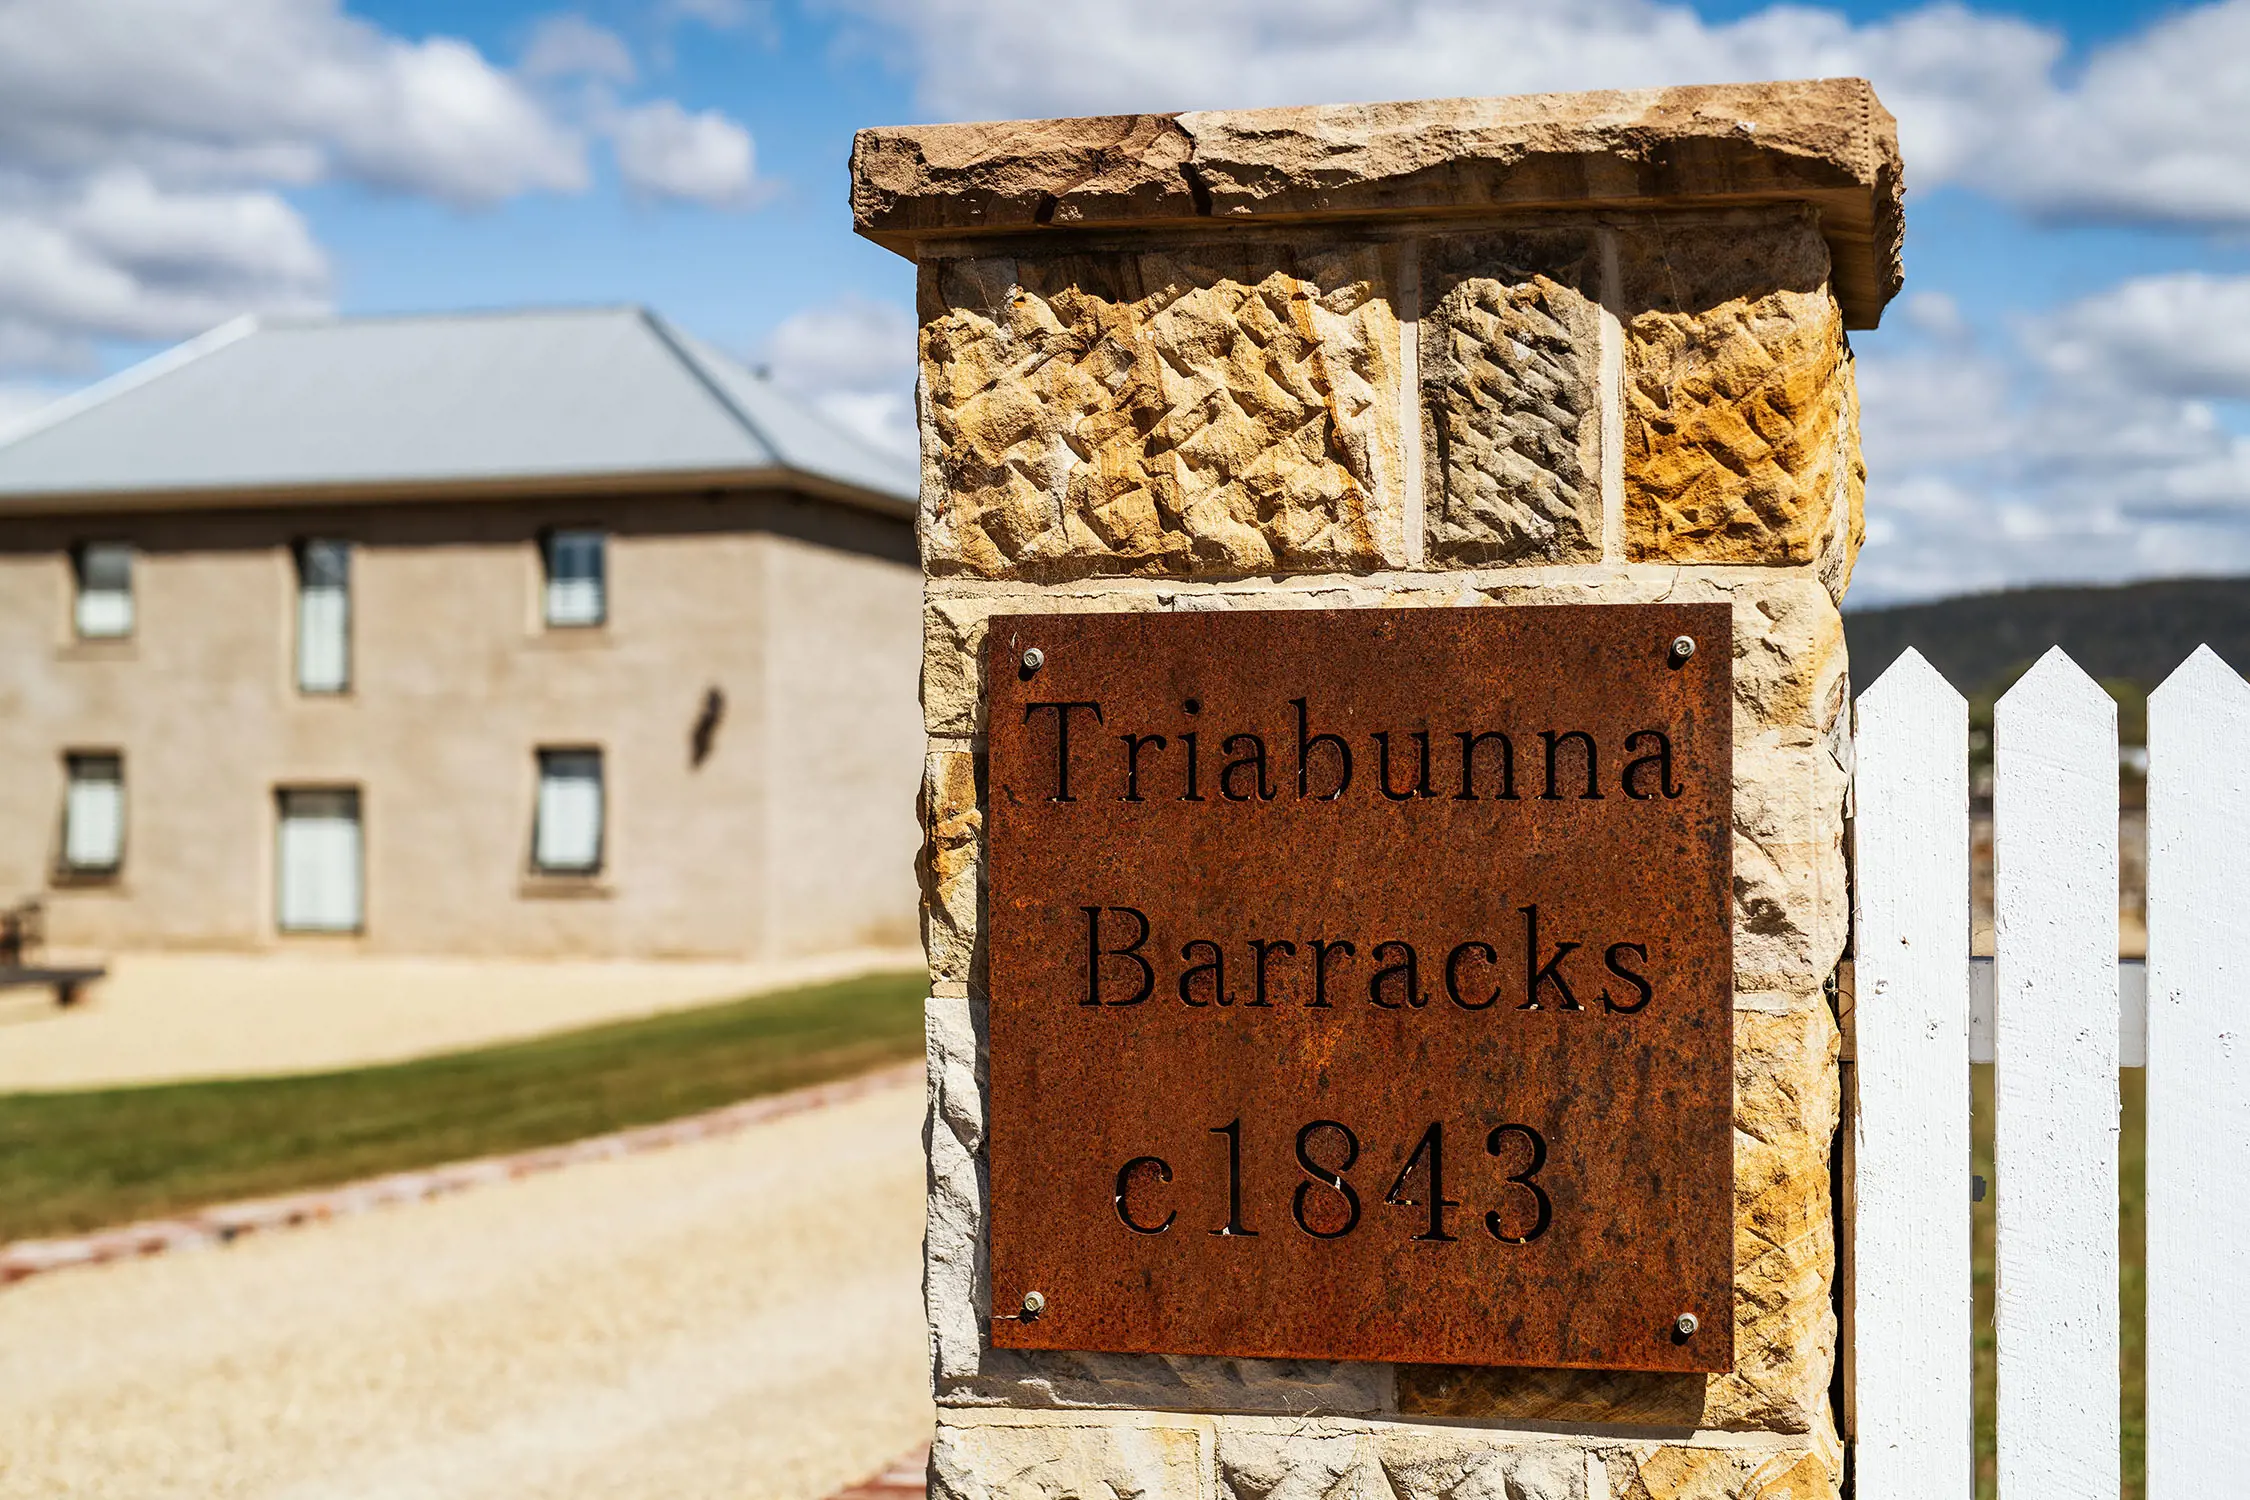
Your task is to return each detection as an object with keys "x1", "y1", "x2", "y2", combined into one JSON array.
[
  {"x1": 0, "y1": 964, "x2": 105, "y2": 1006},
  {"x1": 0, "y1": 899, "x2": 105, "y2": 1005}
]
